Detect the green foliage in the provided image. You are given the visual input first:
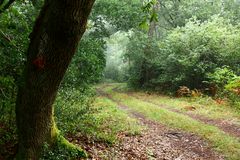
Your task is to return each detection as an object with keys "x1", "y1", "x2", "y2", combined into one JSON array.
[
  {"x1": 62, "y1": 37, "x2": 106, "y2": 88},
  {"x1": 156, "y1": 17, "x2": 240, "y2": 89},
  {"x1": 0, "y1": 2, "x2": 39, "y2": 159},
  {"x1": 0, "y1": 1, "x2": 38, "y2": 79},
  {"x1": 54, "y1": 87, "x2": 95, "y2": 135},
  {"x1": 92, "y1": 0, "x2": 143, "y2": 31},
  {"x1": 225, "y1": 77, "x2": 240, "y2": 109},
  {"x1": 126, "y1": 17, "x2": 240, "y2": 91},
  {"x1": 125, "y1": 31, "x2": 161, "y2": 88},
  {"x1": 0, "y1": 1, "x2": 39, "y2": 138},
  {"x1": 225, "y1": 77, "x2": 240, "y2": 91},
  {"x1": 207, "y1": 66, "x2": 237, "y2": 91},
  {"x1": 156, "y1": 0, "x2": 240, "y2": 31},
  {"x1": 140, "y1": 0, "x2": 158, "y2": 31}
]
